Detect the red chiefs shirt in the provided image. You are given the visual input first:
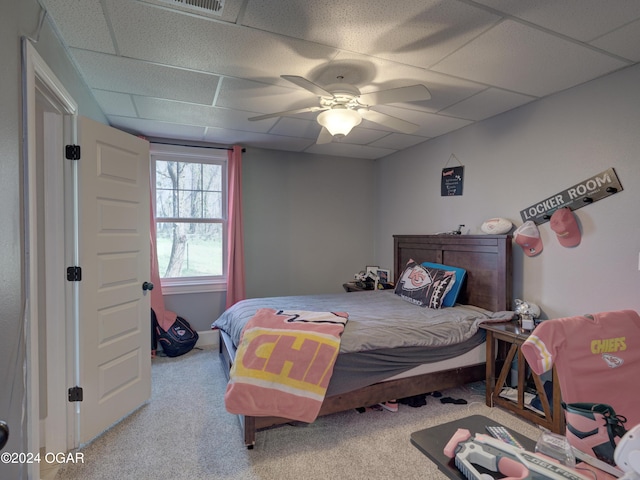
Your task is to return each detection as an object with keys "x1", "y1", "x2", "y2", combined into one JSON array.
[{"x1": 521, "y1": 310, "x2": 640, "y2": 429}]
